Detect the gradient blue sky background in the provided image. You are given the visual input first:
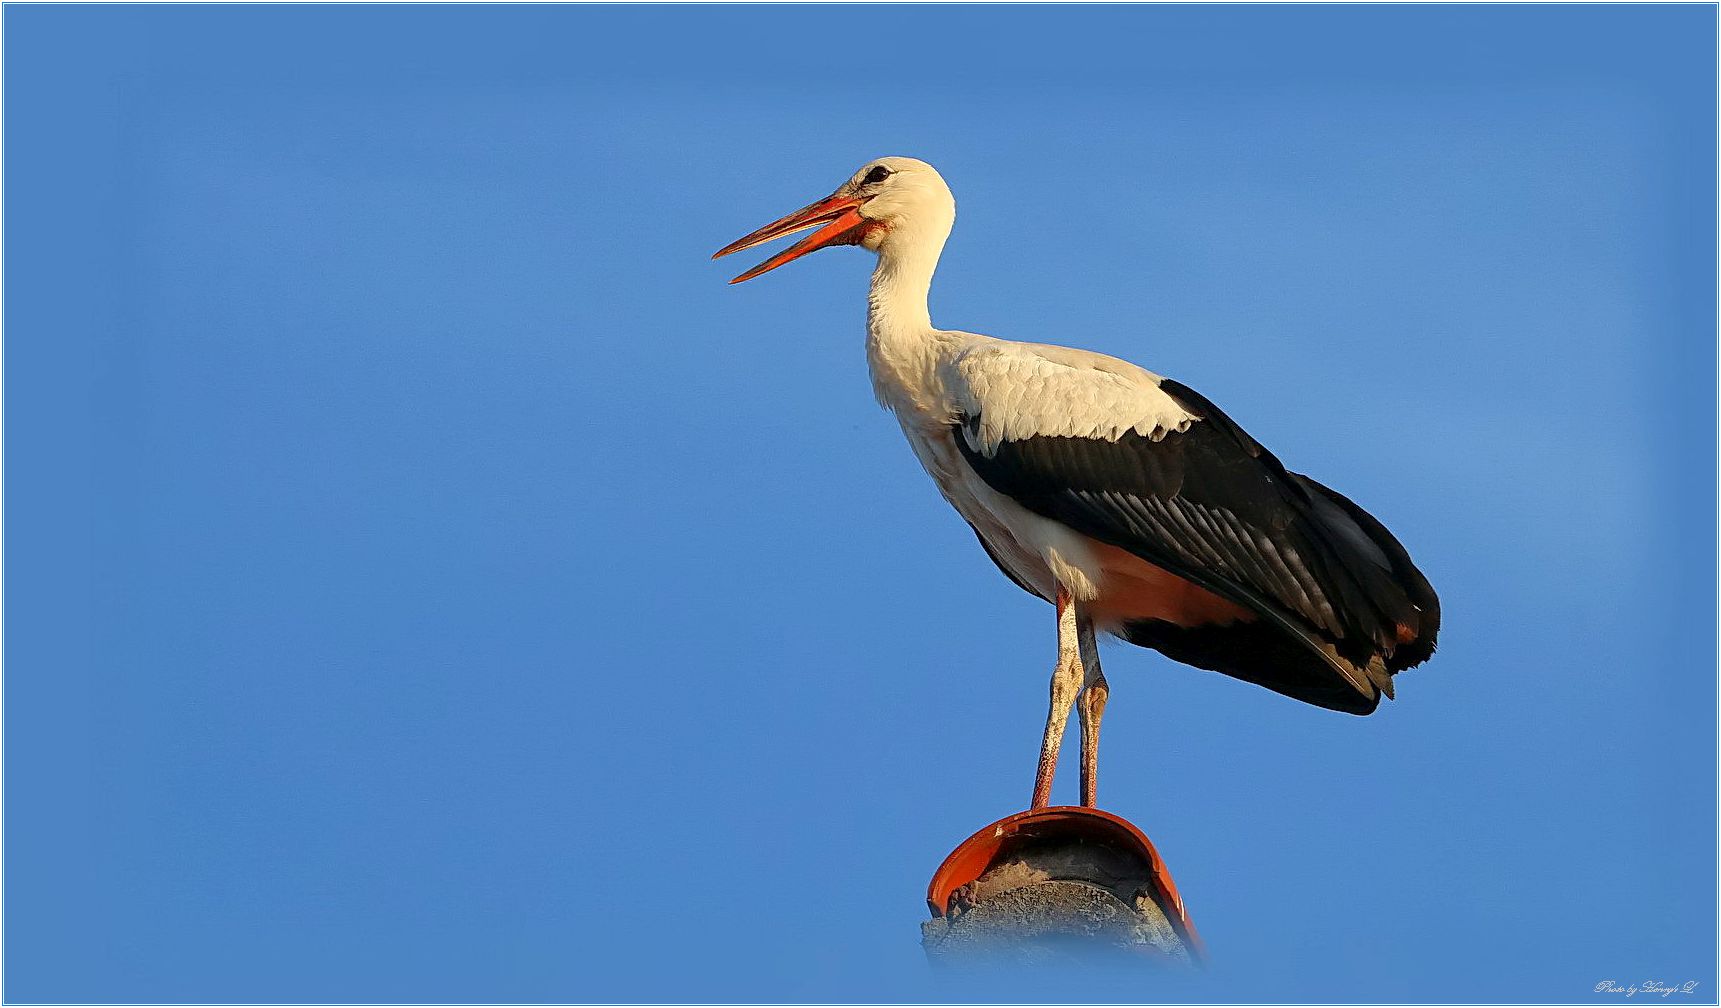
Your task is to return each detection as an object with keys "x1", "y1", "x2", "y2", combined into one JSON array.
[{"x1": 7, "y1": 5, "x2": 1716, "y2": 1003}]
